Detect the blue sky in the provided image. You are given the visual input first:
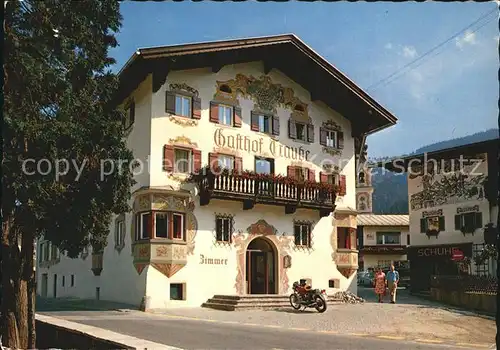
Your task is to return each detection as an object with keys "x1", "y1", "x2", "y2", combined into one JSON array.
[{"x1": 112, "y1": 1, "x2": 498, "y2": 158}]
